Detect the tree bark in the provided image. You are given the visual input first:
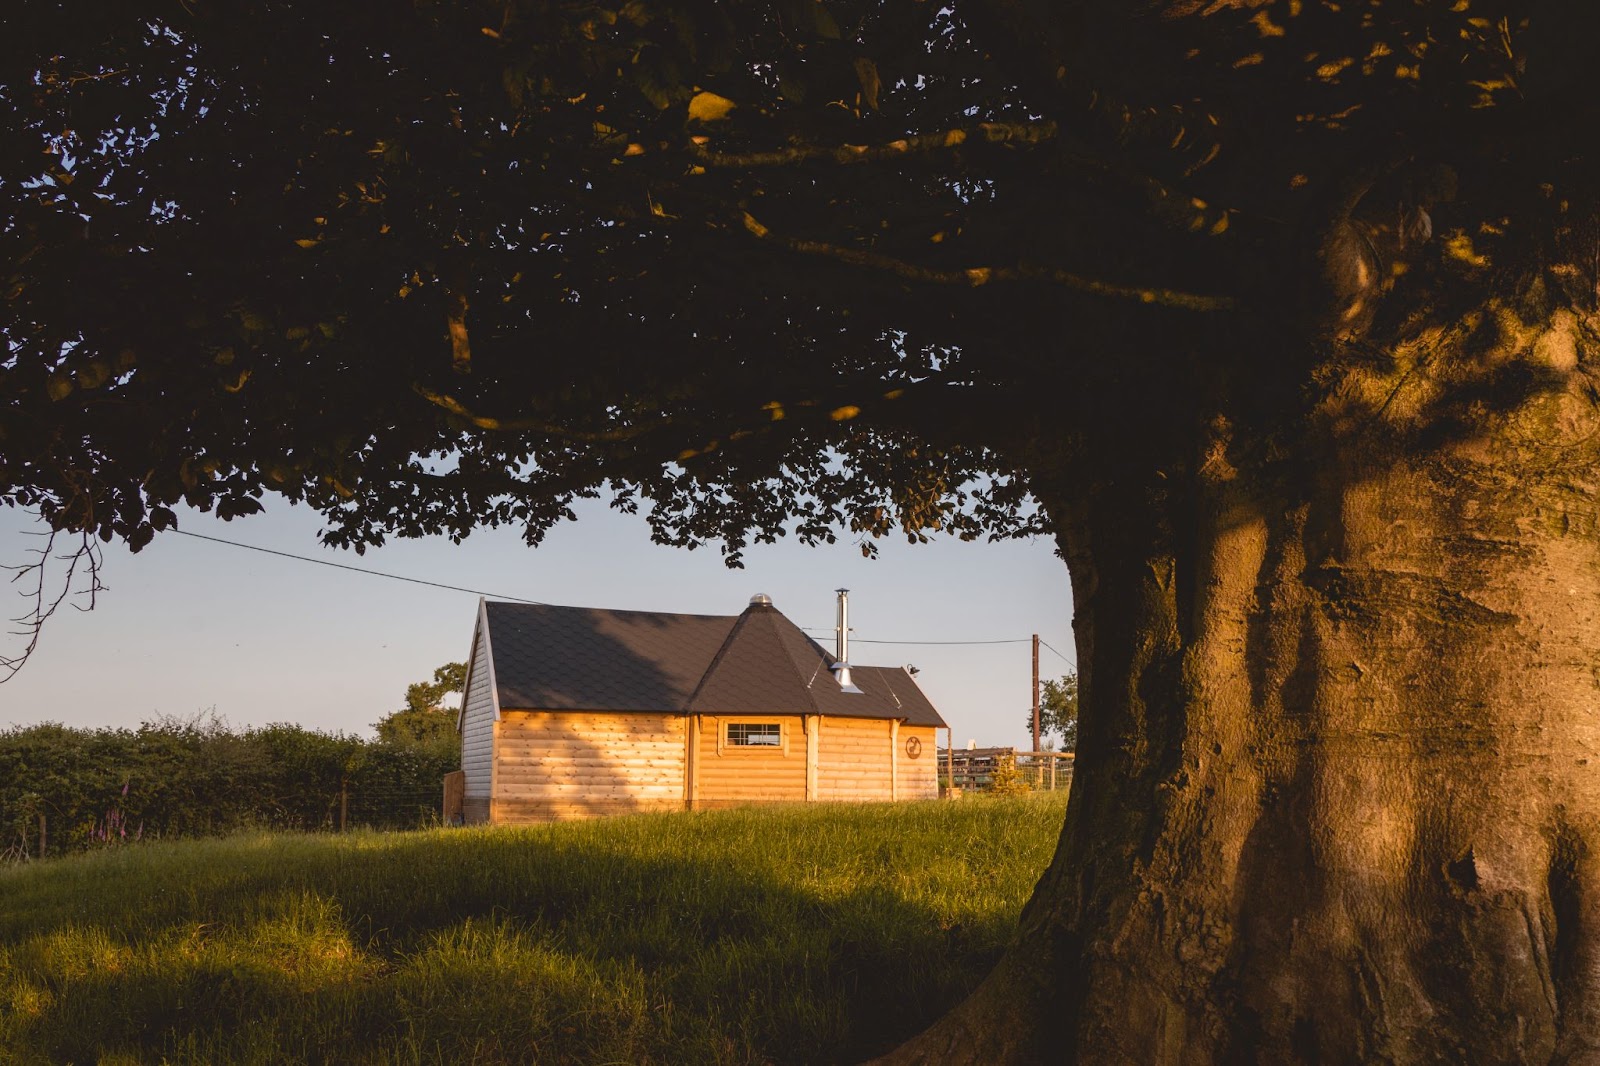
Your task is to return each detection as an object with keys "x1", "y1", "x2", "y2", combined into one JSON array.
[{"x1": 875, "y1": 300, "x2": 1600, "y2": 1063}]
